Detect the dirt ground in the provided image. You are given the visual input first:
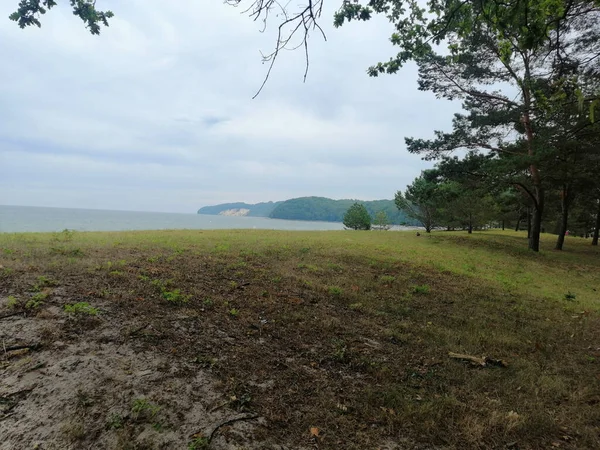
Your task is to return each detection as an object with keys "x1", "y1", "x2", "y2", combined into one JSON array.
[
  {"x1": 1, "y1": 230, "x2": 599, "y2": 449},
  {"x1": 0, "y1": 293, "x2": 274, "y2": 450}
]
